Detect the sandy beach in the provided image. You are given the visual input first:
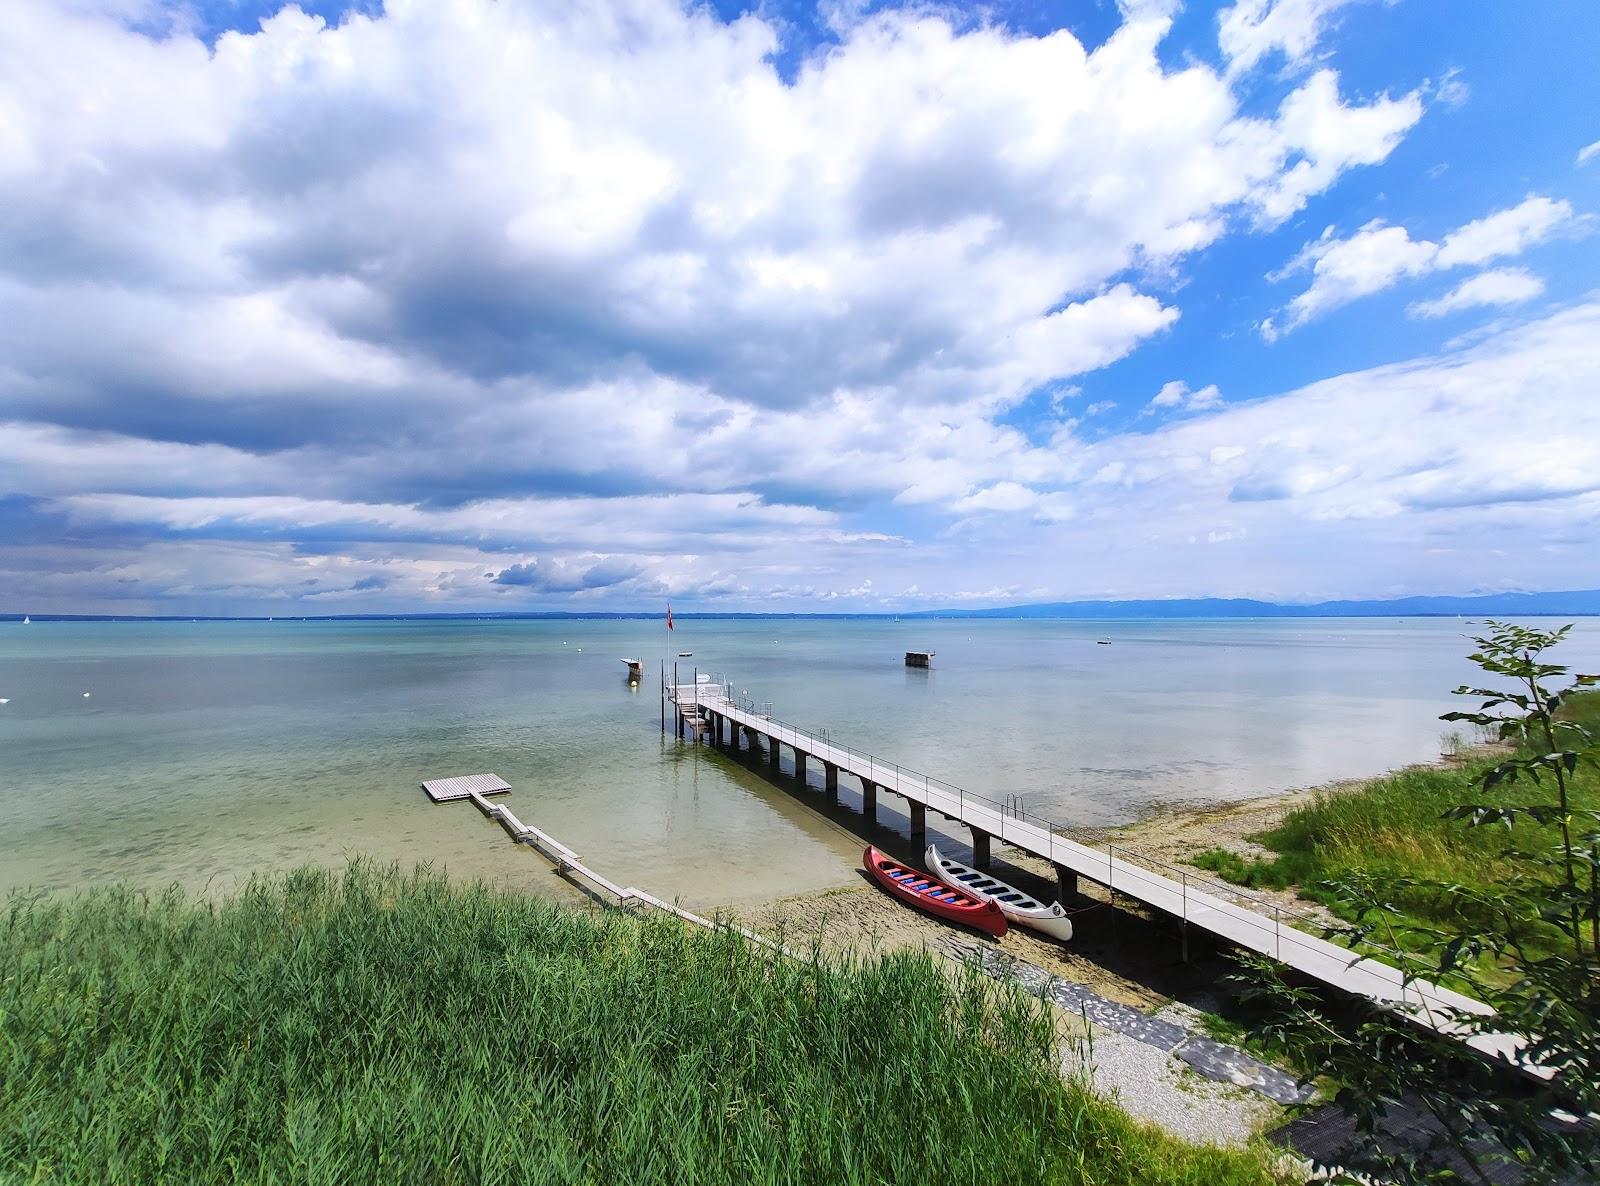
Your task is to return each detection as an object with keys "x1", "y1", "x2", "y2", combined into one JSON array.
[{"x1": 715, "y1": 749, "x2": 1482, "y2": 1009}]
